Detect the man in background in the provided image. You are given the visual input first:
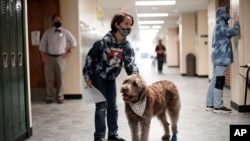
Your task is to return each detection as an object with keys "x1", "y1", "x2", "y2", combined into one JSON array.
[
  {"x1": 155, "y1": 39, "x2": 166, "y2": 74},
  {"x1": 39, "y1": 15, "x2": 77, "y2": 104}
]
